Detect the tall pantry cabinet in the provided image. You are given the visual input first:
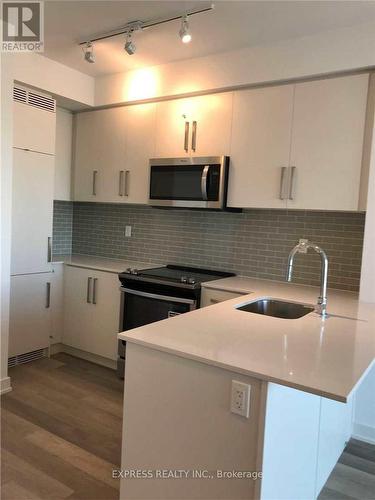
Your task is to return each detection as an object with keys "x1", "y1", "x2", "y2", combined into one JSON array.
[{"x1": 9, "y1": 86, "x2": 56, "y2": 359}]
